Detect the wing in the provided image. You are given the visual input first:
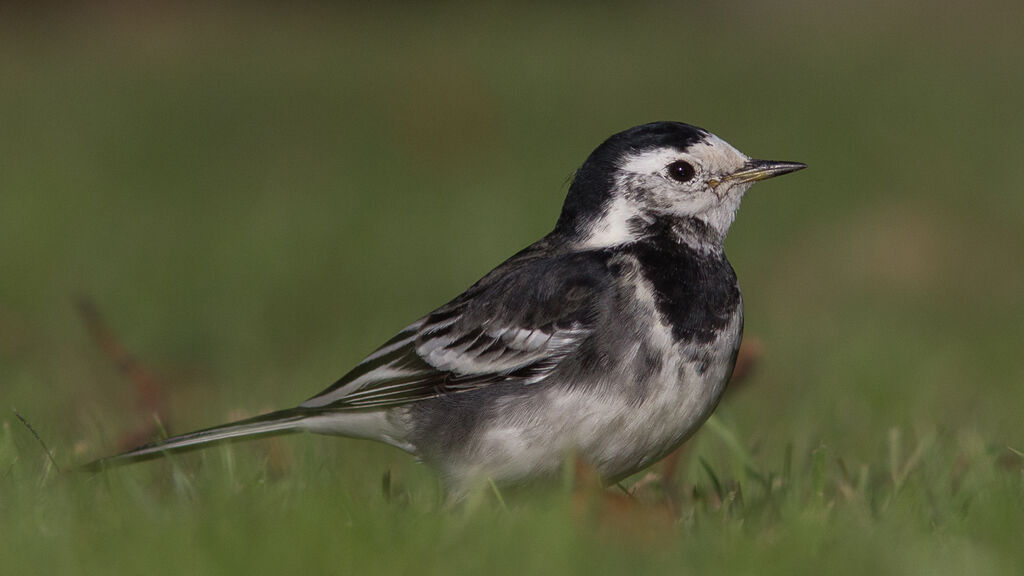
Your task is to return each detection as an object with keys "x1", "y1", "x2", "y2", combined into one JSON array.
[{"x1": 300, "y1": 249, "x2": 610, "y2": 410}]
